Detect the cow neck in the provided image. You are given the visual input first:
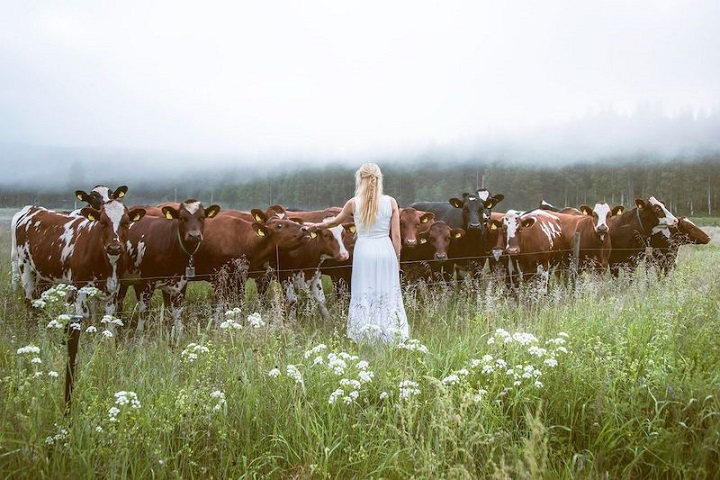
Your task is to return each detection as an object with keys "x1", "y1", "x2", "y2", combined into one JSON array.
[
  {"x1": 176, "y1": 227, "x2": 201, "y2": 259},
  {"x1": 635, "y1": 208, "x2": 647, "y2": 235}
]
